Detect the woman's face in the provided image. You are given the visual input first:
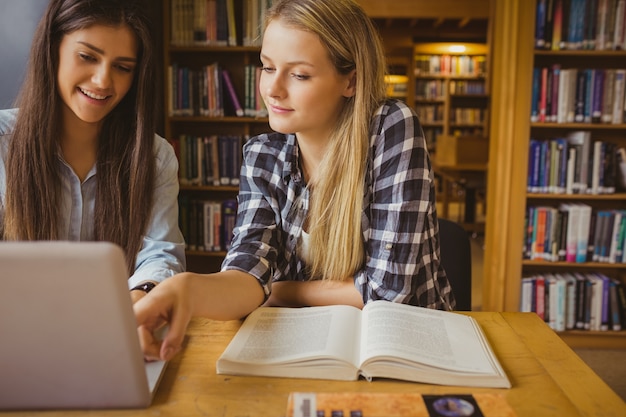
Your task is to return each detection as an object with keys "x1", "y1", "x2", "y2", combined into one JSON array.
[
  {"x1": 57, "y1": 24, "x2": 137, "y2": 127},
  {"x1": 259, "y1": 19, "x2": 355, "y2": 144}
]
